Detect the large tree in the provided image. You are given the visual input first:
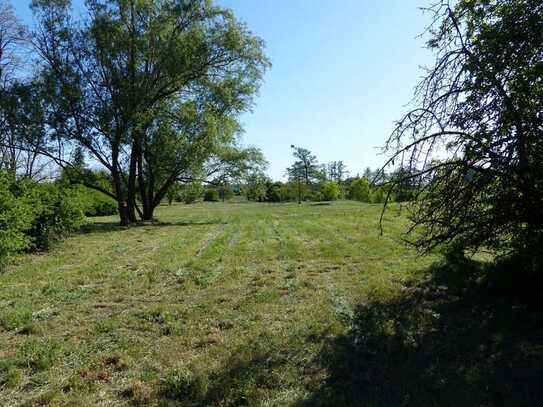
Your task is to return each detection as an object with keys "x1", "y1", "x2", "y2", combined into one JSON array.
[
  {"x1": 30, "y1": 0, "x2": 269, "y2": 225},
  {"x1": 383, "y1": 0, "x2": 543, "y2": 267}
]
